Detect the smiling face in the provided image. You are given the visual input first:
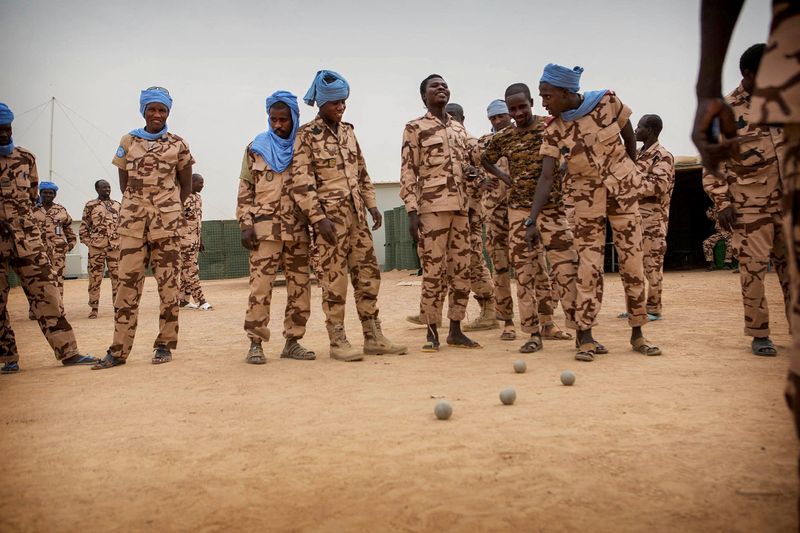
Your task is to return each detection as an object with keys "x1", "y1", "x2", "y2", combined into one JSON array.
[
  {"x1": 423, "y1": 77, "x2": 450, "y2": 109},
  {"x1": 319, "y1": 99, "x2": 346, "y2": 124},
  {"x1": 505, "y1": 92, "x2": 534, "y2": 128},
  {"x1": 144, "y1": 102, "x2": 169, "y2": 133}
]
